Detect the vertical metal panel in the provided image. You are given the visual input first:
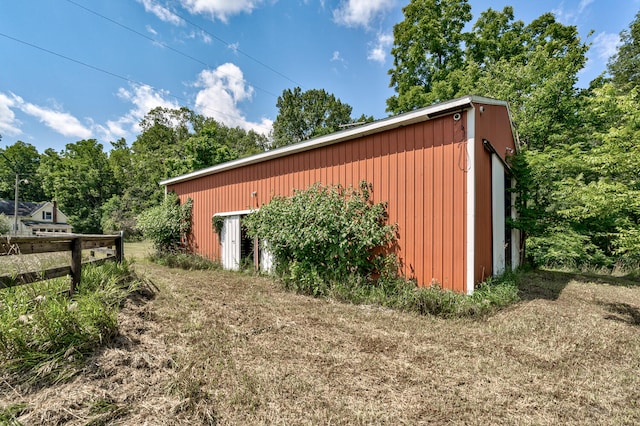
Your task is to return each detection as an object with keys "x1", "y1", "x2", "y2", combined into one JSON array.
[
  {"x1": 432, "y1": 118, "x2": 444, "y2": 285},
  {"x1": 423, "y1": 122, "x2": 434, "y2": 286},
  {"x1": 397, "y1": 128, "x2": 408, "y2": 277}
]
